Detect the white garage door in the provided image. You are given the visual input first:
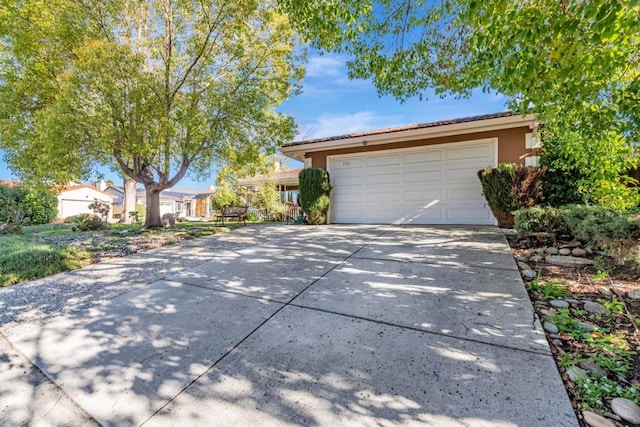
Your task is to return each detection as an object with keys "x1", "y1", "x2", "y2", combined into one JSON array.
[{"x1": 328, "y1": 139, "x2": 497, "y2": 225}]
